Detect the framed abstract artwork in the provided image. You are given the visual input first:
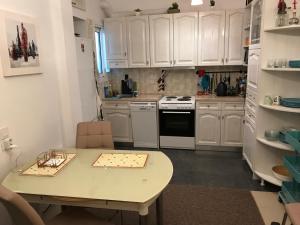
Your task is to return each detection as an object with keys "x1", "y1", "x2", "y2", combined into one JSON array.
[{"x1": 0, "y1": 10, "x2": 42, "y2": 77}]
